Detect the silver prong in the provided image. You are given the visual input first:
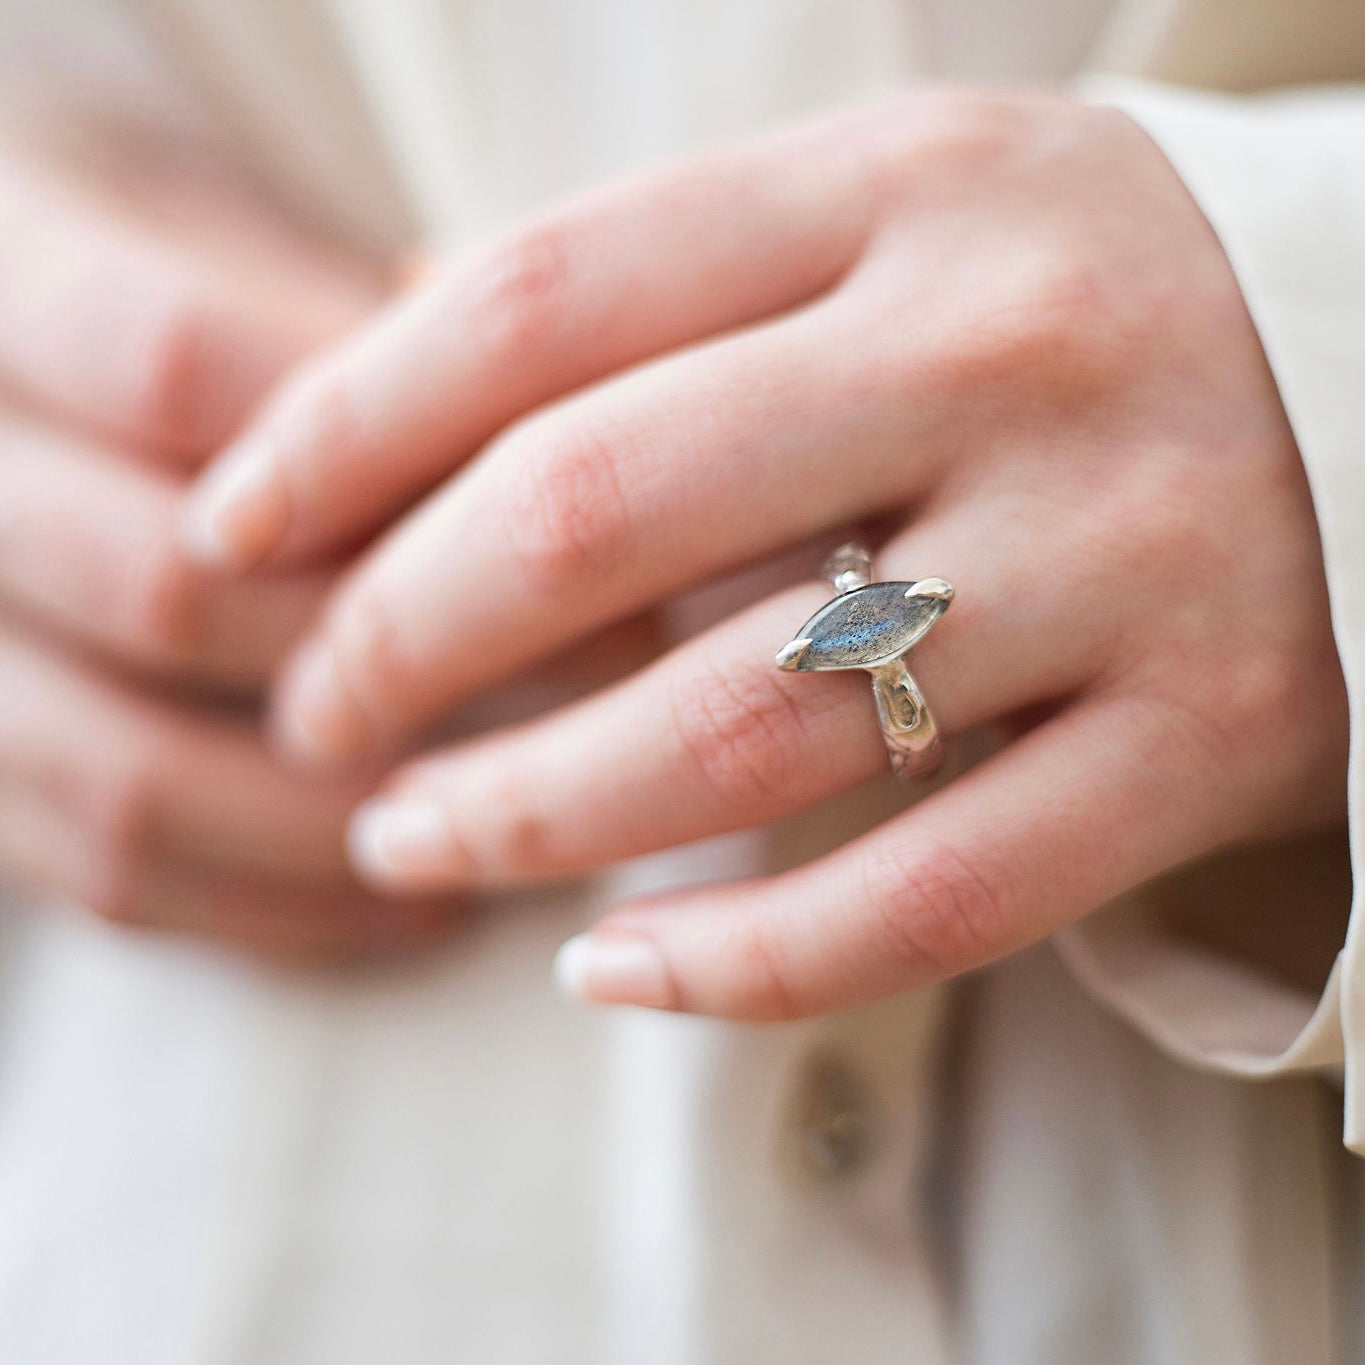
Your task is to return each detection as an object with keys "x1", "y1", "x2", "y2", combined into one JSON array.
[
  {"x1": 824, "y1": 543, "x2": 873, "y2": 596},
  {"x1": 775, "y1": 637, "x2": 814, "y2": 671},
  {"x1": 906, "y1": 577, "x2": 954, "y2": 603}
]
